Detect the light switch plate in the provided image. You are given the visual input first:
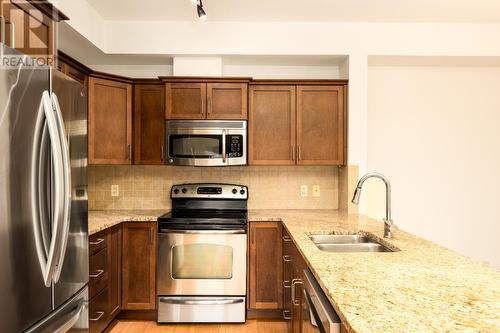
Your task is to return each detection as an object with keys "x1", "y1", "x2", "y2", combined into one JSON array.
[
  {"x1": 312, "y1": 185, "x2": 320, "y2": 197},
  {"x1": 111, "y1": 185, "x2": 119, "y2": 197},
  {"x1": 300, "y1": 185, "x2": 308, "y2": 197}
]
